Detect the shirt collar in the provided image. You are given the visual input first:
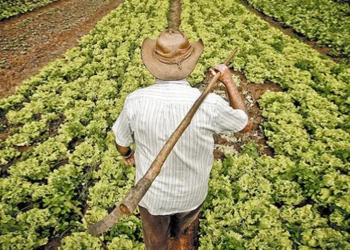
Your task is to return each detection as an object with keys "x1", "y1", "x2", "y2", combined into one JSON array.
[{"x1": 155, "y1": 78, "x2": 190, "y2": 86}]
